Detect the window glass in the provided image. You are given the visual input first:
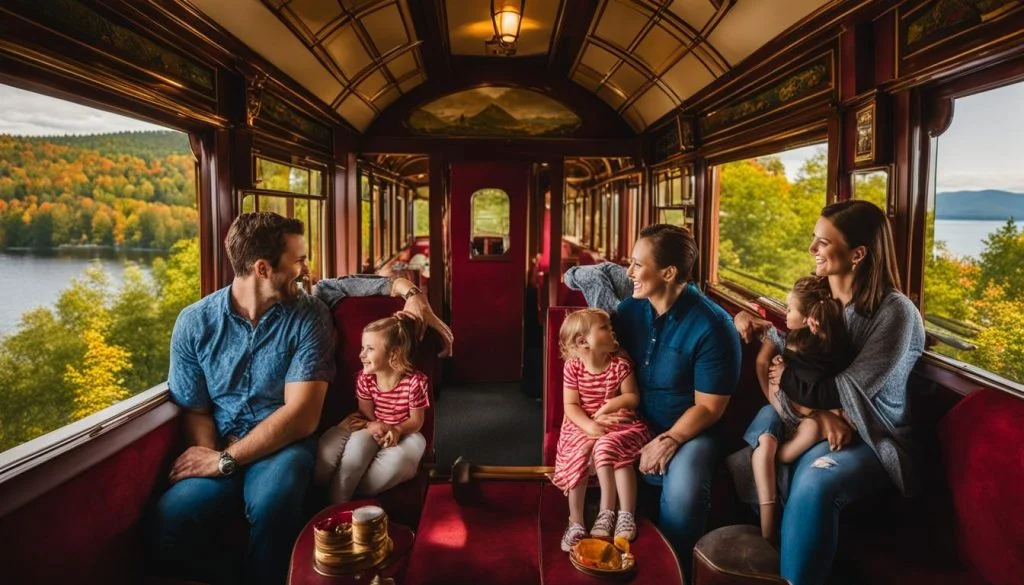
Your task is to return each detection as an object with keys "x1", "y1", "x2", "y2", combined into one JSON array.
[
  {"x1": 853, "y1": 170, "x2": 889, "y2": 210},
  {"x1": 715, "y1": 142, "x2": 827, "y2": 300},
  {"x1": 0, "y1": 83, "x2": 200, "y2": 453},
  {"x1": 470, "y1": 188, "x2": 510, "y2": 257},
  {"x1": 413, "y1": 196, "x2": 429, "y2": 237},
  {"x1": 924, "y1": 80, "x2": 1024, "y2": 385},
  {"x1": 654, "y1": 166, "x2": 695, "y2": 231}
]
